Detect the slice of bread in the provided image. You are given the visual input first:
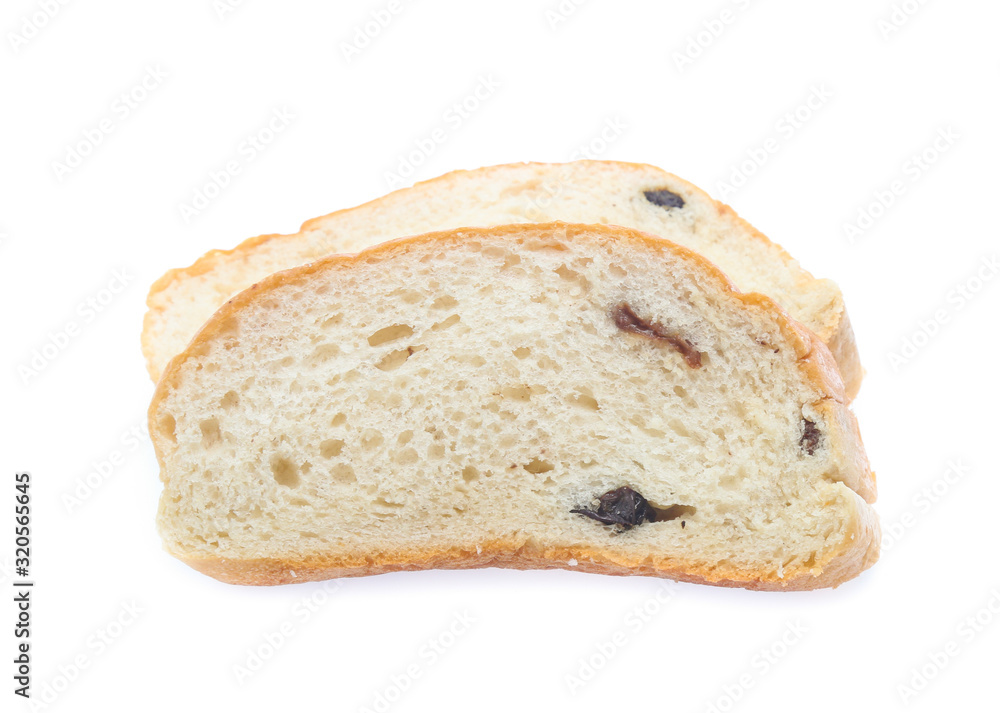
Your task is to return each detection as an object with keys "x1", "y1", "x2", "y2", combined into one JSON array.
[
  {"x1": 143, "y1": 161, "x2": 863, "y2": 397},
  {"x1": 150, "y1": 223, "x2": 879, "y2": 591}
]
